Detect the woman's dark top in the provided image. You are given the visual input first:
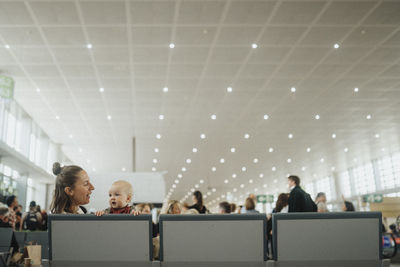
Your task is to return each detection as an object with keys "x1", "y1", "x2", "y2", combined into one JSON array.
[{"x1": 188, "y1": 204, "x2": 207, "y2": 214}]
